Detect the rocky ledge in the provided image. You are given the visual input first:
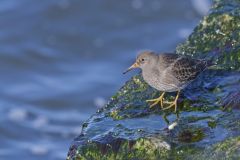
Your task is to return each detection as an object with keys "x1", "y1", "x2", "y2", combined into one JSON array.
[{"x1": 67, "y1": 0, "x2": 240, "y2": 159}]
